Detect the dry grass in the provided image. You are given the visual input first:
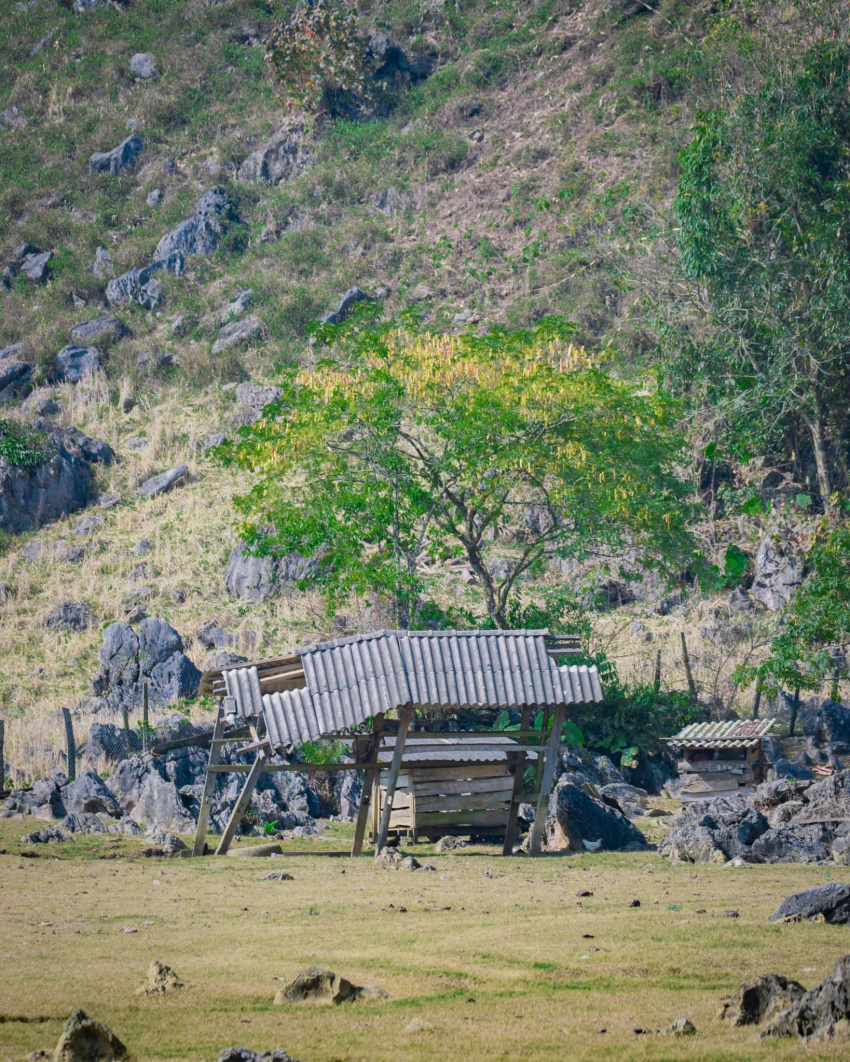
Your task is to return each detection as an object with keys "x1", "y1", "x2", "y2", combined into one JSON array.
[{"x1": 1, "y1": 815, "x2": 849, "y2": 1062}]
